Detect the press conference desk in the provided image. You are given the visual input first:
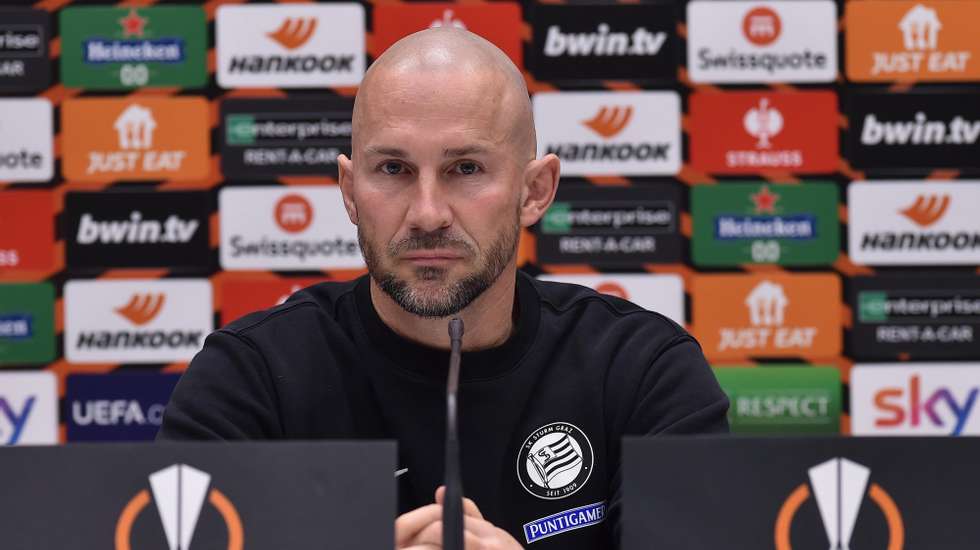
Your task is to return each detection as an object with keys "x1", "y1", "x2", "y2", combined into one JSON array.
[{"x1": 1, "y1": 438, "x2": 977, "y2": 549}]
